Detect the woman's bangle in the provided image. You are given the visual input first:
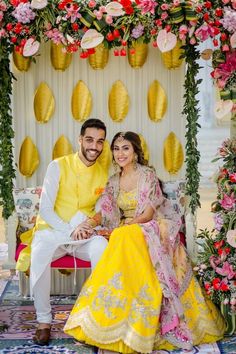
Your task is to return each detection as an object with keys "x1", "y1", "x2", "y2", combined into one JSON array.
[
  {"x1": 87, "y1": 218, "x2": 97, "y2": 228},
  {"x1": 87, "y1": 214, "x2": 101, "y2": 228}
]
